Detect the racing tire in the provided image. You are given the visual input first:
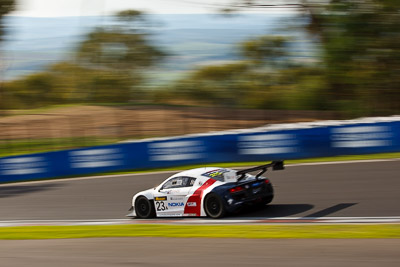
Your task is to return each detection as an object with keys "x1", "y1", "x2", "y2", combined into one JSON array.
[
  {"x1": 255, "y1": 195, "x2": 274, "y2": 209},
  {"x1": 204, "y1": 193, "x2": 226, "y2": 219},
  {"x1": 135, "y1": 196, "x2": 156, "y2": 219},
  {"x1": 263, "y1": 195, "x2": 274, "y2": 205}
]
